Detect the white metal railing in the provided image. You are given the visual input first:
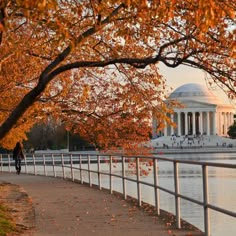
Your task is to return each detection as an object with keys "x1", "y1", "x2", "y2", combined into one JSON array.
[{"x1": 0, "y1": 153, "x2": 235, "y2": 236}]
